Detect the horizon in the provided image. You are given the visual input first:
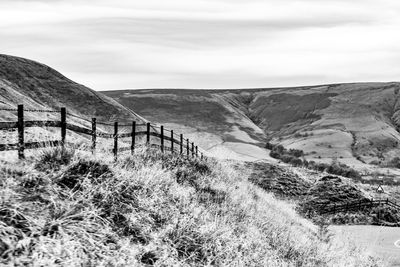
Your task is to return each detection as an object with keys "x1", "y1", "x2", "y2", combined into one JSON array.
[
  {"x1": 98, "y1": 80, "x2": 400, "y2": 92},
  {"x1": 1, "y1": 0, "x2": 400, "y2": 91}
]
